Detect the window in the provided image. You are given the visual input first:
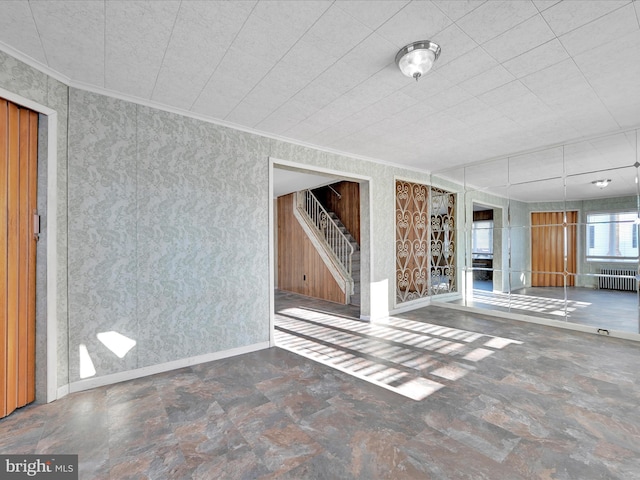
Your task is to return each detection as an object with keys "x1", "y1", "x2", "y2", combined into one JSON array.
[
  {"x1": 472, "y1": 220, "x2": 493, "y2": 255},
  {"x1": 586, "y1": 212, "x2": 639, "y2": 261}
]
